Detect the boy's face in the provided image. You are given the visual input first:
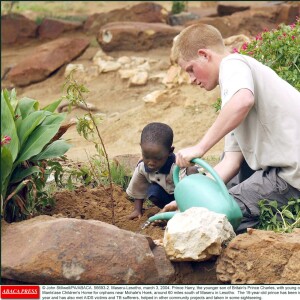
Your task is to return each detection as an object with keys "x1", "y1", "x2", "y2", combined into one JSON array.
[
  {"x1": 141, "y1": 142, "x2": 172, "y2": 172},
  {"x1": 178, "y1": 50, "x2": 218, "y2": 91}
]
